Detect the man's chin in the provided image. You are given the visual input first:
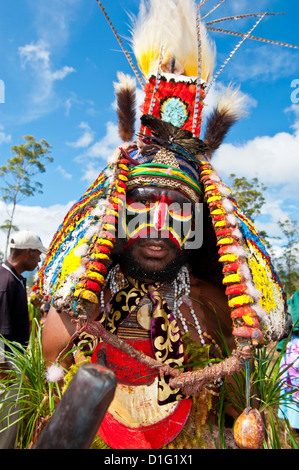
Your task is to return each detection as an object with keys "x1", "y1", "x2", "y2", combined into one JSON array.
[{"x1": 116, "y1": 239, "x2": 186, "y2": 283}]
